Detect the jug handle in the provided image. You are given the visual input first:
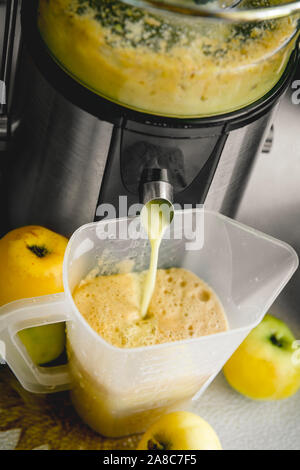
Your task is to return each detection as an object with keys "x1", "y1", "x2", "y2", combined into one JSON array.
[{"x1": 0, "y1": 292, "x2": 72, "y2": 394}]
